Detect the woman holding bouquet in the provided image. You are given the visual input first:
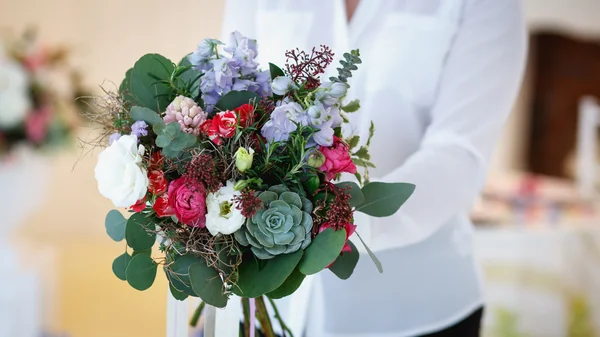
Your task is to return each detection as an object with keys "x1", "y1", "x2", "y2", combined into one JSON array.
[{"x1": 221, "y1": 0, "x2": 527, "y2": 336}]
